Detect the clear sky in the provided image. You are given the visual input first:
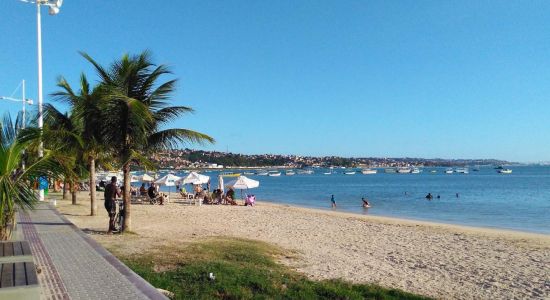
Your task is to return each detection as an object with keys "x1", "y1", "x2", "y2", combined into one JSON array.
[{"x1": 1, "y1": 1, "x2": 549, "y2": 162}]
